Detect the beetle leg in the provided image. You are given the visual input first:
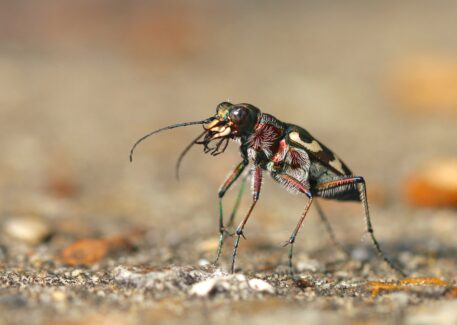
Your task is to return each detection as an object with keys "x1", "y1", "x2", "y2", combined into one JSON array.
[
  {"x1": 215, "y1": 169, "x2": 250, "y2": 264},
  {"x1": 316, "y1": 177, "x2": 406, "y2": 277},
  {"x1": 214, "y1": 160, "x2": 248, "y2": 264},
  {"x1": 271, "y1": 173, "x2": 313, "y2": 273},
  {"x1": 226, "y1": 170, "x2": 250, "y2": 229},
  {"x1": 286, "y1": 195, "x2": 313, "y2": 273},
  {"x1": 231, "y1": 165, "x2": 262, "y2": 273}
]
